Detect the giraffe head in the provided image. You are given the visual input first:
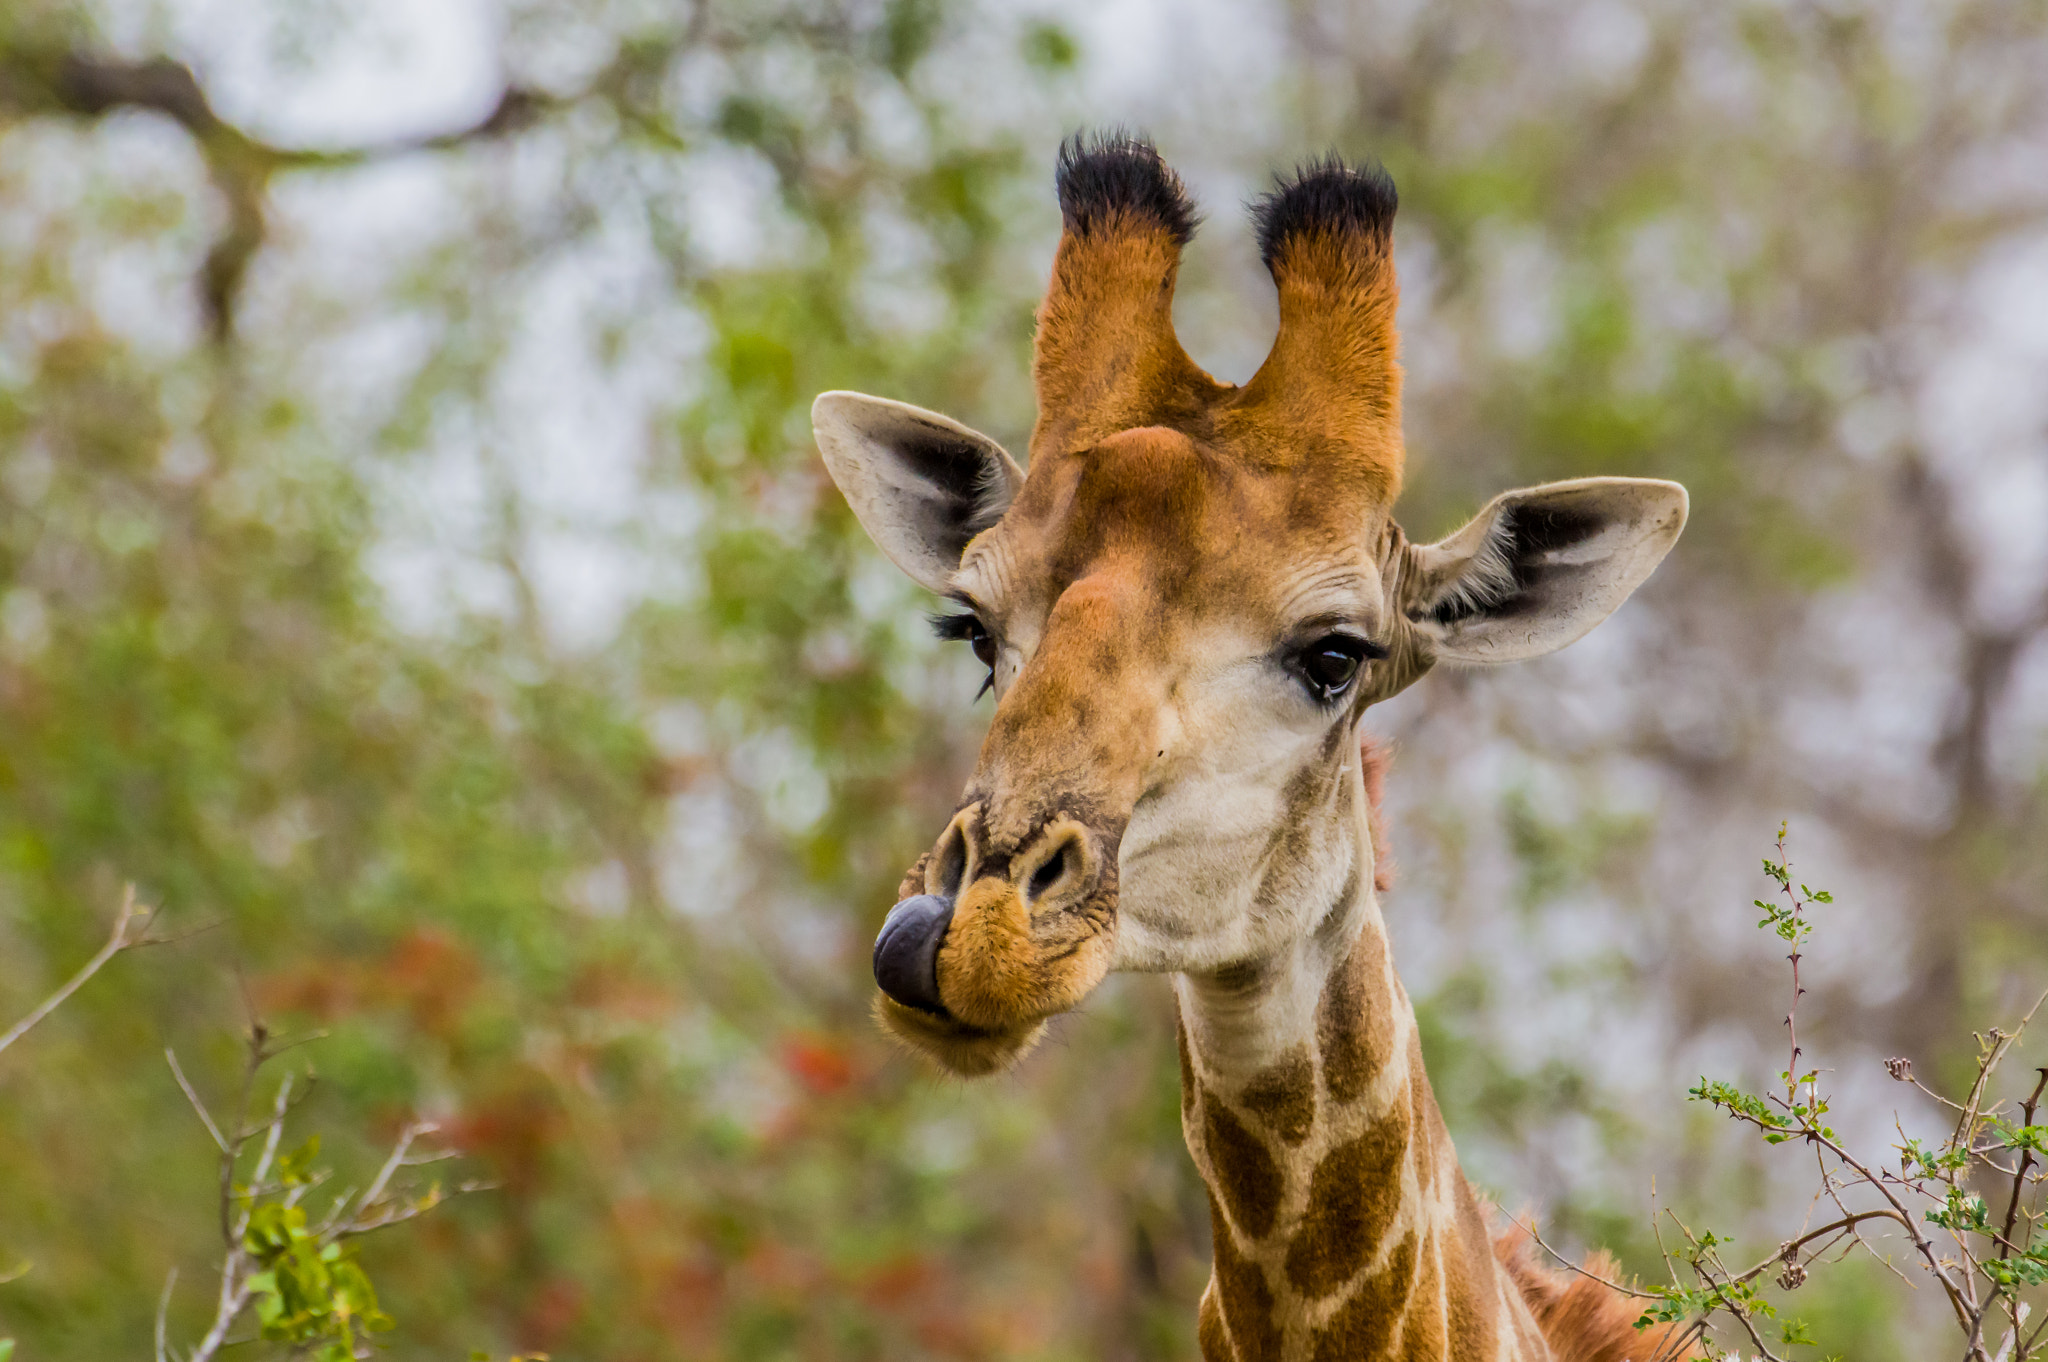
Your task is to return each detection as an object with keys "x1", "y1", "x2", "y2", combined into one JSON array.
[{"x1": 815, "y1": 135, "x2": 1686, "y2": 1076}]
